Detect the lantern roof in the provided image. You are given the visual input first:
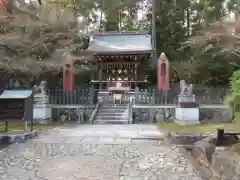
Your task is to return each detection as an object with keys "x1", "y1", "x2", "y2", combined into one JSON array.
[{"x1": 86, "y1": 31, "x2": 152, "y2": 55}]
